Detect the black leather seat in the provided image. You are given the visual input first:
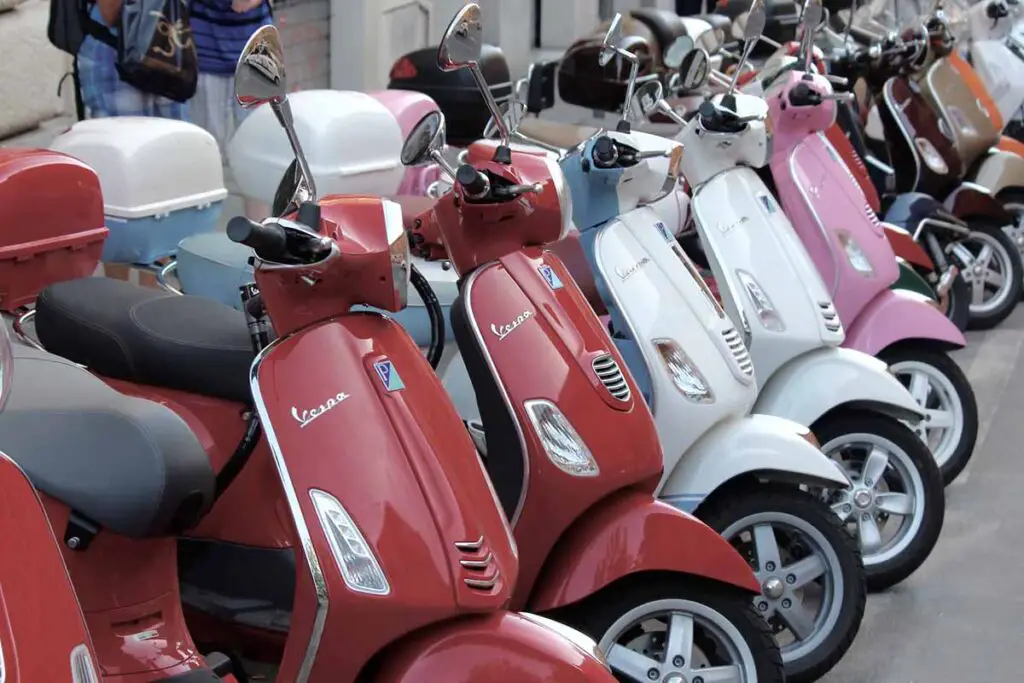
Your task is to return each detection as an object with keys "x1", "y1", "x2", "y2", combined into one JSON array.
[
  {"x1": 632, "y1": 8, "x2": 689, "y2": 58},
  {"x1": 0, "y1": 345, "x2": 215, "y2": 537},
  {"x1": 35, "y1": 278, "x2": 254, "y2": 403}
]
